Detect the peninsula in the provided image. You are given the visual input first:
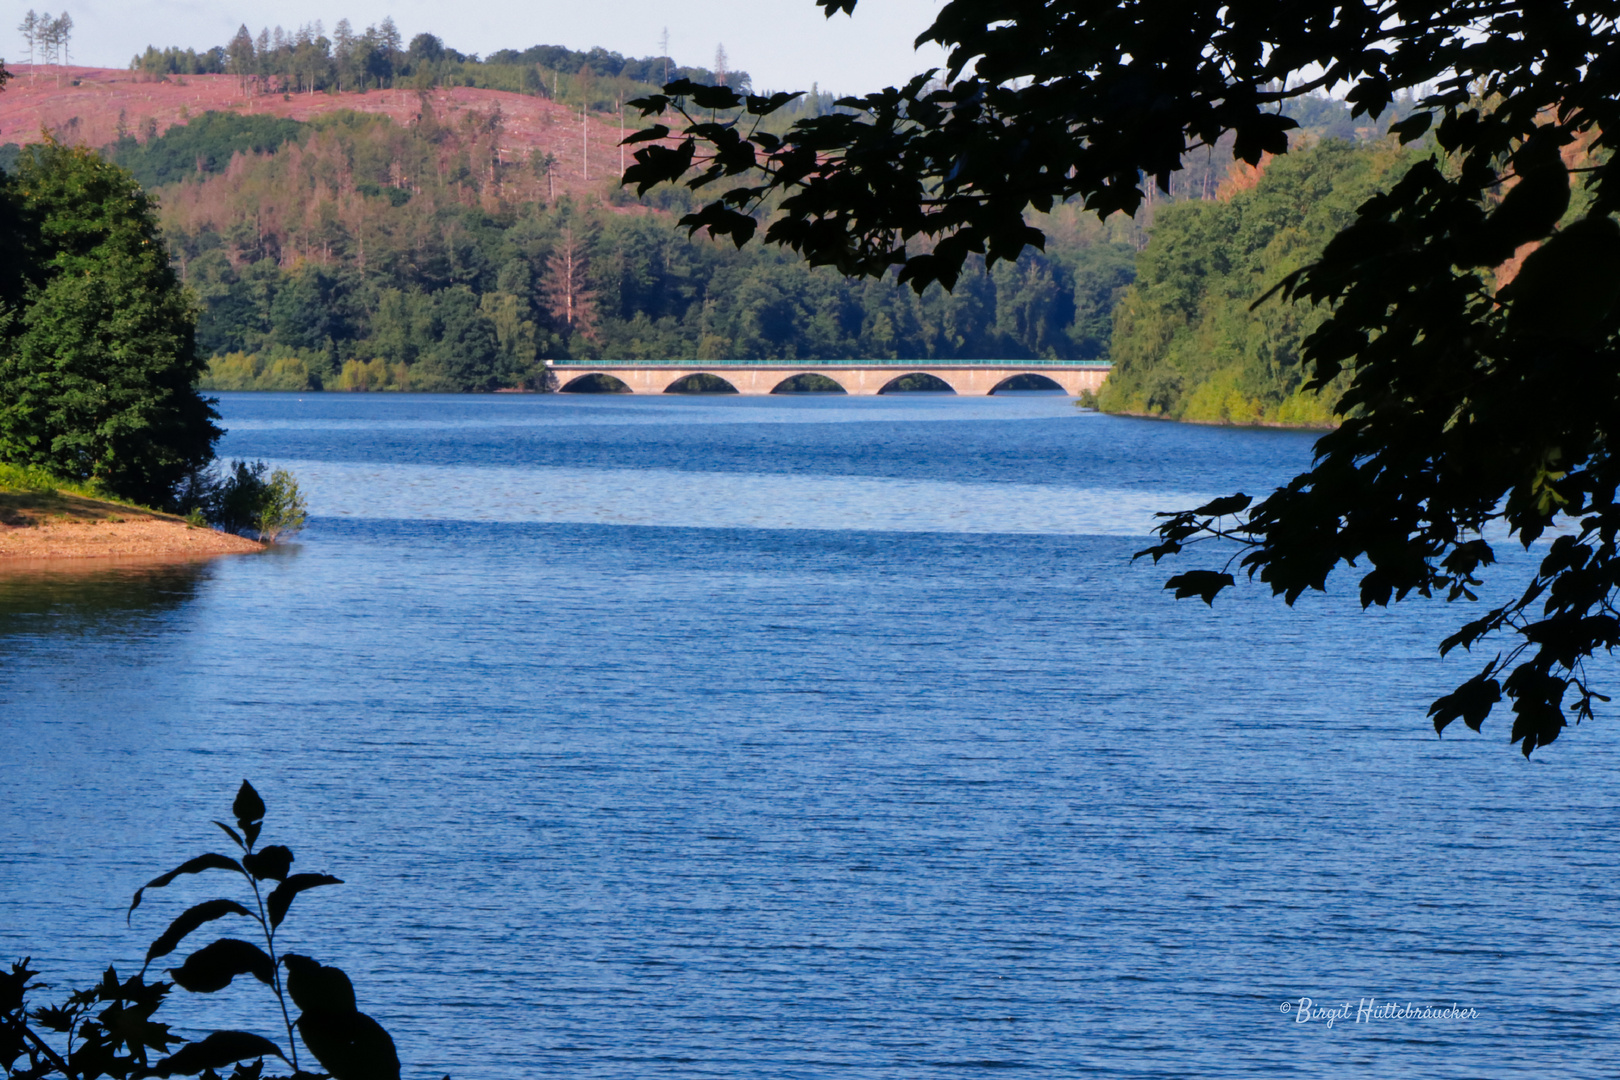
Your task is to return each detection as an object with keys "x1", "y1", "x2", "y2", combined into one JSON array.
[{"x1": 0, "y1": 485, "x2": 263, "y2": 560}]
